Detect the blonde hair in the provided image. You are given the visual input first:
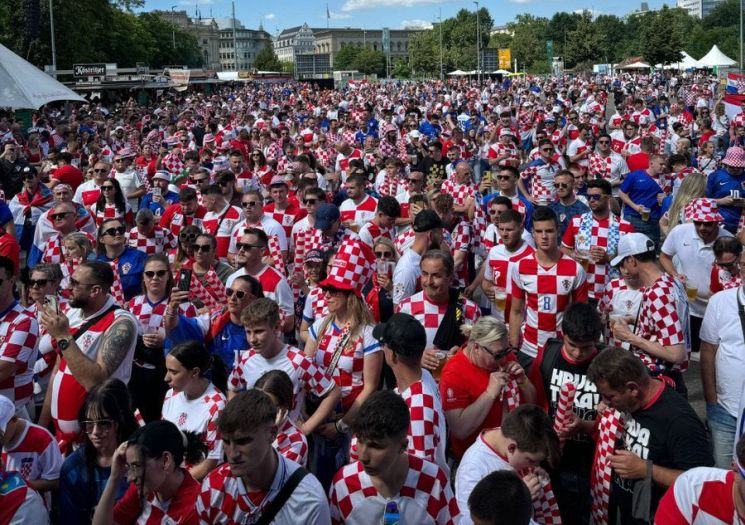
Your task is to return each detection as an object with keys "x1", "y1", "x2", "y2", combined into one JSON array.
[
  {"x1": 462, "y1": 316, "x2": 508, "y2": 346},
  {"x1": 372, "y1": 237, "x2": 399, "y2": 263},
  {"x1": 667, "y1": 171, "x2": 706, "y2": 231},
  {"x1": 63, "y1": 231, "x2": 93, "y2": 258}
]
